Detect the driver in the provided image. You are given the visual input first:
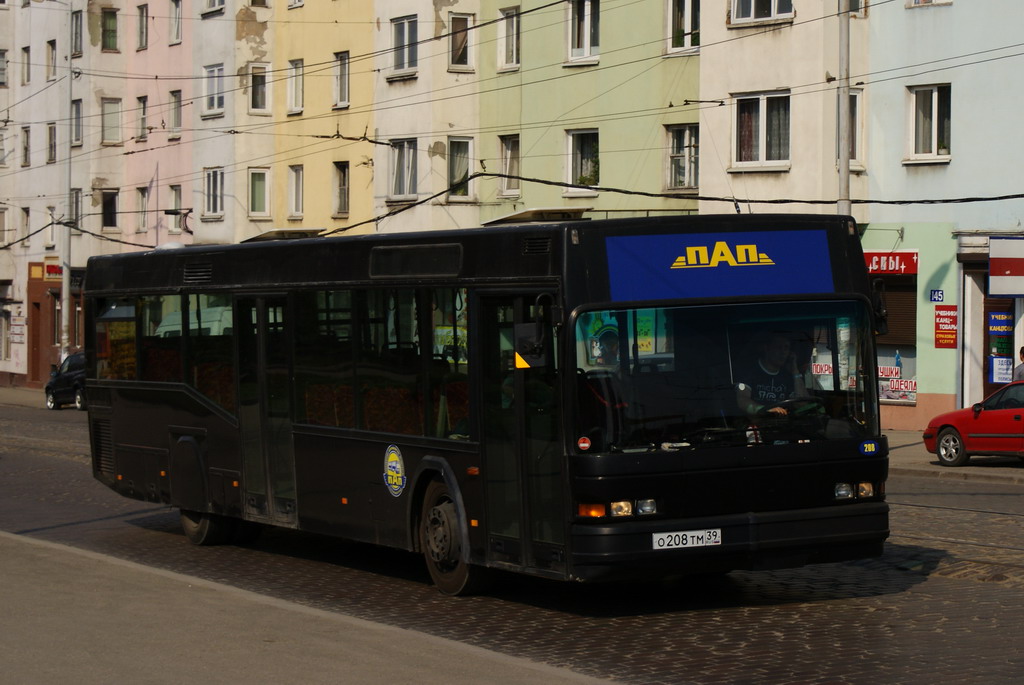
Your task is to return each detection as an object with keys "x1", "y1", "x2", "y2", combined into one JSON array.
[{"x1": 736, "y1": 332, "x2": 808, "y2": 416}]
